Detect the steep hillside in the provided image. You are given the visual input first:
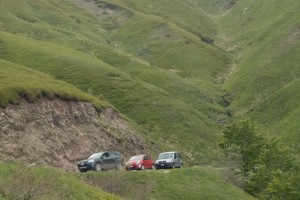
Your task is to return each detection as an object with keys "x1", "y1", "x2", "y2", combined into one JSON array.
[
  {"x1": 1, "y1": 0, "x2": 299, "y2": 166},
  {"x1": 0, "y1": 59, "x2": 108, "y2": 108},
  {"x1": 0, "y1": 98, "x2": 145, "y2": 171},
  {"x1": 0, "y1": 0, "x2": 232, "y2": 164},
  {"x1": 216, "y1": 0, "x2": 300, "y2": 145},
  {"x1": 1, "y1": 0, "x2": 299, "y2": 199}
]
